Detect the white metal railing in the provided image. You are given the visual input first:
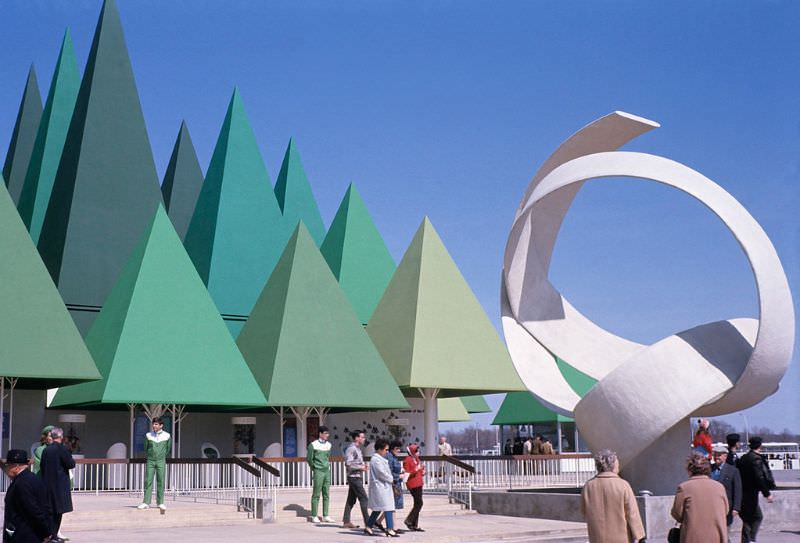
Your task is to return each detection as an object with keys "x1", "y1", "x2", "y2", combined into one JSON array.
[{"x1": 455, "y1": 454, "x2": 596, "y2": 490}]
